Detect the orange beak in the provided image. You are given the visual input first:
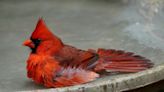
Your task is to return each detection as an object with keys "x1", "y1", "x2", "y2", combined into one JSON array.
[{"x1": 23, "y1": 39, "x2": 35, "y2": 48}]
